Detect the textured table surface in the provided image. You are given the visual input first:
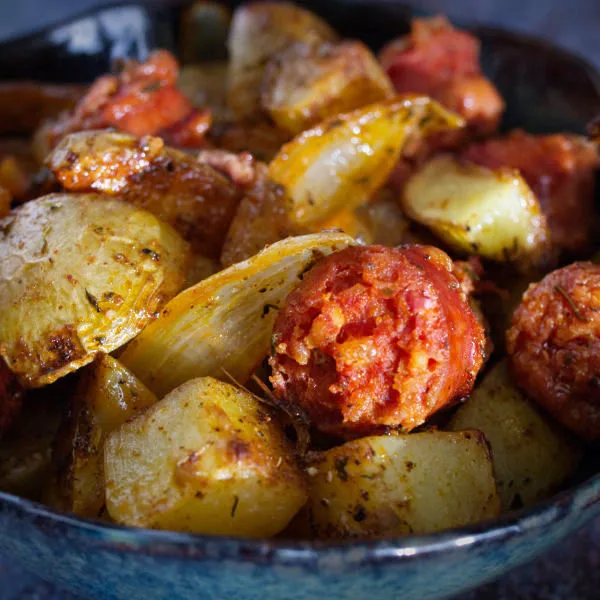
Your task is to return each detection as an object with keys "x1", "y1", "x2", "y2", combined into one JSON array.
[{"x1": 1, "y1": 0, "x2": 600, "y2": 598}]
